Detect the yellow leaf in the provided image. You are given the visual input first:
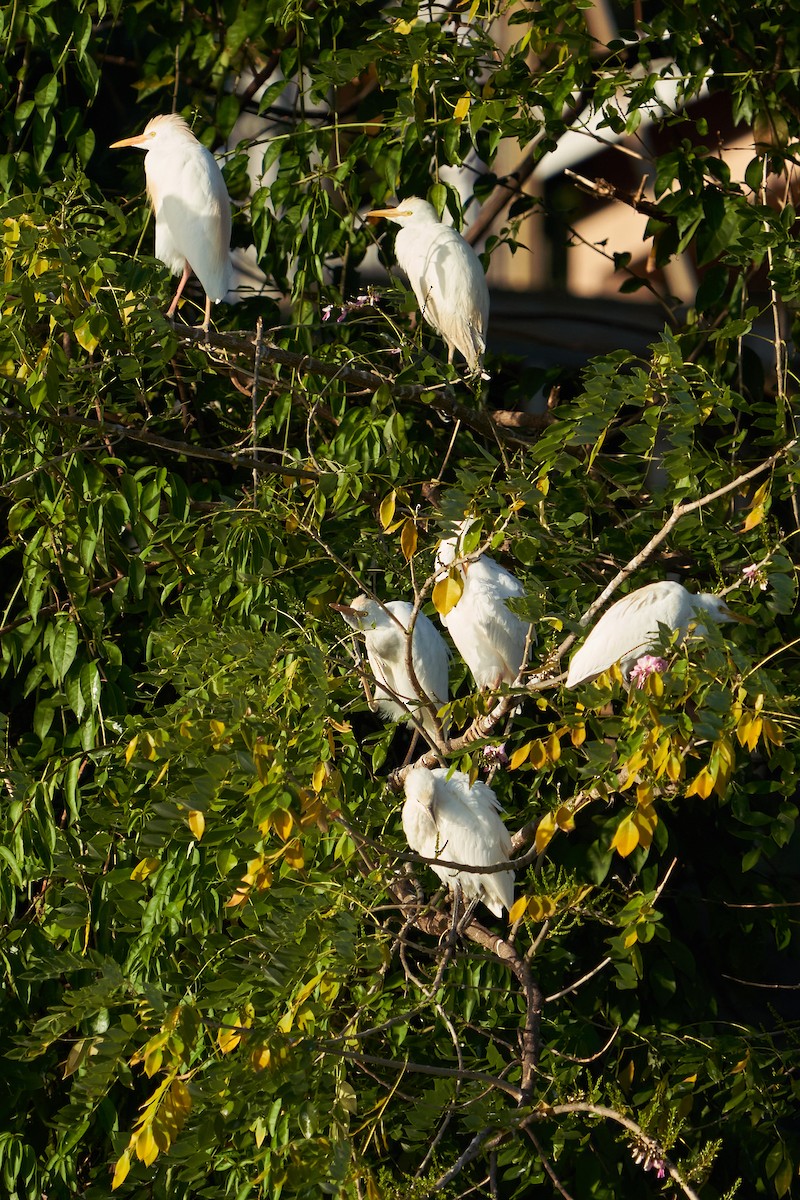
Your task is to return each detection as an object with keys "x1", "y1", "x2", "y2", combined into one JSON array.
[
  {"x1": 379, "y1": 491, "x2": 397, "y2": 530},
  {"x1": 508, "y1": 894, "x2": 528, "y2": 923},
  {"x1": 225, "y1": 885, "x2": 250, "y2": 908},
  {"x1": 271, "y1": 808, "x2": 294, "y2": 841},
  {"x1": 623, "y1": 927, "x2": 638, "y2": 948},
  {"x1": 632, "y1": 809, "x2": 655, "y2": 849},
  {"x1": 312, "y1": 761, "x2": 327, "y2": 792},
  {"x1": 111, "y1": 1151, "x2": 131, "y2": 1190},
  {"x1": 746, "y1": 716, "x2": 762, "y2": 752},
  {"x1": 283, "y1": 841, "x2": 305, "y2": 870},
  {"x1": 527, "y1": 895, "x2": 557, "y2": 921},
  {"x1": 546, "y1": 732, "x2": 561, "y2": 762},
  {"x1": 410, "y1": 61, "x2": 419, "y2": 96},
  {"x1": 131, "y1": 857, "x2": 160, "y2": 882},
  {"x1": 685, "y1": 767, "x2": 714, "y2": 799},
  {"x1": 534, "y1": 811, "x2": 557, "y2": 854},
  {"x1": 136, "y1": 1125, "x2": 158, "y2": 1166},
  {"x1": 396, "y1": 17, "x2": 415, "y2": 33},
  {"x1": 509, "y1": 741, "x2": 533, "y2": 770},
  {"x1": 144, "y1": 1047, "x2": 163, "y2": 1077},
  {"x1": 529, "y1": 739, "x2": 548, "y2": 769},
  {"x1": 651, "y1": 737, "x2": 670, "y2": 777},
  {"x1": 666, "y1": 753, "x2": 682, "y2": 783},
  {"x1": 432, "y1": 572, "x2": 463, "y2": 617},
  {"x1": 611, "y1": 815, "x2": 639, "y2": 858},
  {"x1": 742, "y1": 503, "x2": 764, "y2": 532},
  {"x1": 636, "y1": 782, "x2": 653, "y2": 808},
  {"x1": 762, "y1": 718, "x2": 783, "y2": 747},
  {"x1": 453, "y1": 93, "x2": 471, "y2": 122},
  {"x1": 251, "y1": 1045, "x2": 271, "y2": 1072},
  {"x1": 218, "y1": 1023, "x2": 242, "y2": 1055},
  {"x1": 554, "y1": 805, "x2": 575, "y2": 832},
  {"x1": 400, "y1": 517, "x2": 418, "y2": 561},
  {"x1": 188, "y1": 810, "x2": 205, "y2": 840},
  {"x1": 73, "y1": 312, "x2": 99, "y2": 355},
  {"x1": 63, "y1": 1038, "x2": 88, "y2": 1079},
  {"x1": 570, "y1": 722, "x2": 586, "y2": 747},
  {"x1": 736, "y1": 713, "x2": 752, "y2": 747},
  {"x1": 124, "y1": 735, "x2": 139, "y2": 765}
]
